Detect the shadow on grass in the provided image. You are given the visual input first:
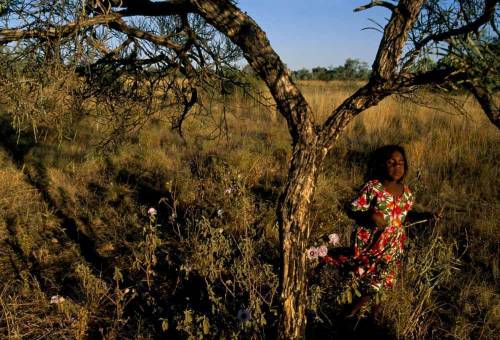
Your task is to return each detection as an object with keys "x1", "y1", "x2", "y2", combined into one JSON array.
[{"x1": 0, "y1": 115, "x2": 107, "y2": 274}]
